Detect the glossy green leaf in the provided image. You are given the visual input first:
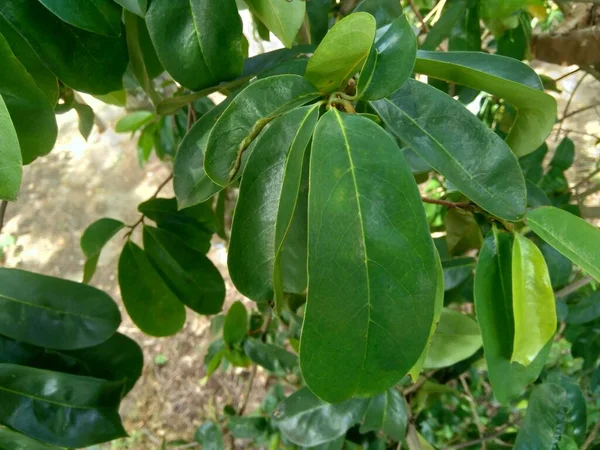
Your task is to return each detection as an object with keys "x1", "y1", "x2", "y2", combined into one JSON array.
[
  {"x1": 143, "y1": 226, "x2": 225, "y2": 315},
  {"x1": 227, "y1": 416, "x2": 268, "y2": 440},
  {"x1": 354, "y1": 0, "x2": 403, "y2": 27},
  {"x1": 80, "y1": 218, "x2": 125, "y2": 283},
  {"x1": 546, "y1": 373, "x2": 587, "y2": 445},
  {"x1": 113, "y1": 0, "x2": 146, "y2": 16},
  {"x1": 74, "y1": 102, "x2": 94, "y2": 140},
  {"x1": 228, "y1": 105, "x2": 318, "y2": 308},
  {"x1": 0, "y1": 32, "x2": 57, "y2": 165},
  {"x1": 301, "y1": 110, "x2": 437, "y2": 402},
  {"x1": 0, "y1": 363, "x2": 126, "y2": 447},
  {"x1": 372, "y1": 79, "x2": 526, "y2": 221},
  {"x1": 0, "y1": 0, "x2": 128, "y2": 94},
  {"x1": 475, "y1": 229, "x2": 551, "y2": 404},
  {"x1": 0, "y1": 268, "x2": 120, "y2": 350},
  {"x1": 195, "y1": 421, "x2": 224, "y2": 450},
  {"x1": 204, "y1": 75, "x2": 320, "y2": 186},
  {"x1": 146, "y1": 0, "x2": 244, "y2": 91},
  {"x1": 424, "y1": 308, "x2": 482, "y2": 369},
  {"x1": 118, "y1": 241, "x2": 186, "y2": 337},
  {"x1": 305, "y1": 0, "x2": 330, "y2": 44},
  {"x1": 421, "y1": 1, "x2": 468, "y2": 51},
  {"x1": 414, "y1": 51, "x2": 557, "y2": 156},
  {"x1": 223, "y1": 301, "x2": 248, "y2": 347},
  {"x1": 38, "y1": 0, "x2": 122, "y2": 37},
  {"x1": 550, "y1": 137, "x2": 575, "y2": 171},
  {"x1": 246, "y1": 0, "x2": 305, "y2": 48},
  {"x1": 357, "y1": 14, "x2": 416, "y2": 100},
  {"x1": 115, "y1": 110, "x2": 155, "y2": 133},
  {"x1": 566, "y1": 292, "x2": 600, "y2": 325},
  {"x1": 273, "y1": 387, "x2": 368, "y2": 447},
  {"x1": 359, "y1": 389, "x2": 407, "y2": 441},
  {"x1": 0, "y1": 94, "x2": 21, "y2": 201},
  {"x1": 511, "y1": 234, "x2": 556, "y2": 366},
  {"x1": 442, "y1": 257, "x2": 474, "y2": 291},
  {"x1": 303, "y1": 436, "x2": 345, "y2": 450},
  {"x1": 514, "y1": 382, "x2": 569, "y2": 450},
  {"x1": 305, "y1": 13, "x2": 376, "y2": 93},
  {"x1": 528, "y1": 206, "x2": 600, "y2": 282},
  {"x1": 243, "y1": 338, "x2": 298, "y2": 373},
  {"x1": 0, "y1": 426, "x2": 61, "y2": 450}
]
